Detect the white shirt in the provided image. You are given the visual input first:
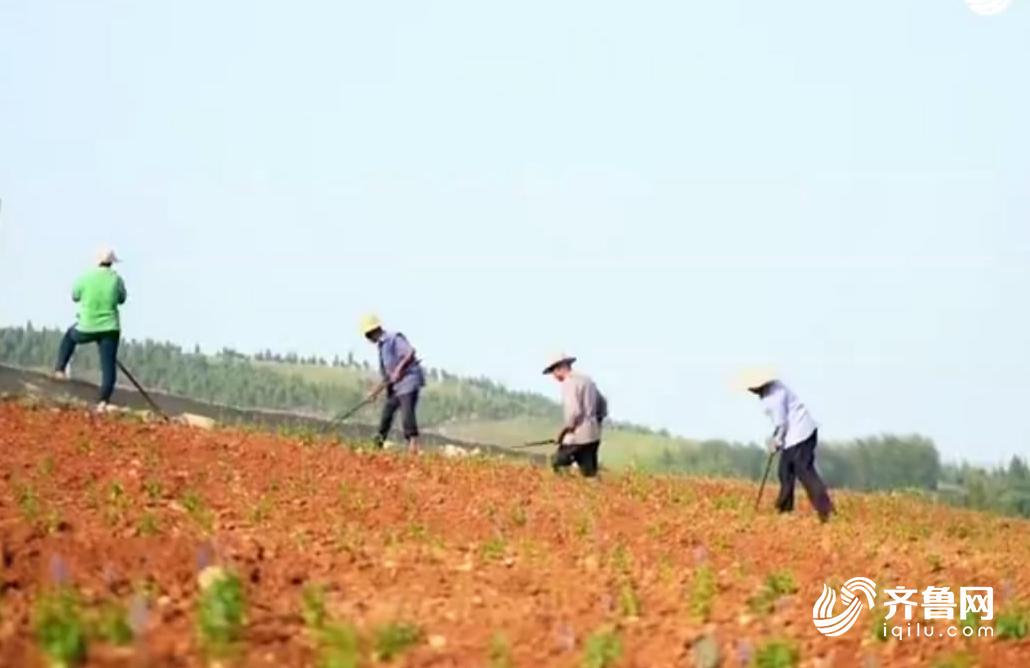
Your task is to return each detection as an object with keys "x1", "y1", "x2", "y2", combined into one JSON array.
[
  {"x1": 561, "y1": 372, "x2": 607, "y2": 445},
  {"x1": 761, "y1": 381, "x2": 818, "y2": 448}
]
